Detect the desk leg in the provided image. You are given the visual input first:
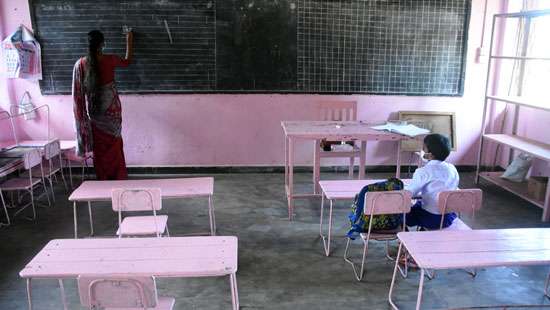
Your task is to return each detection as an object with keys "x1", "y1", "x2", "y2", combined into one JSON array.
[
  {"x1": 388, "y1": 243, "x2": 403, "y2": 310},
  {"x1": 359, "y1": 141, "x2": 367, "y2": 179},
  {"x1": 313, "y1": 139, "x2": 321, "y2": 194},
  {"x1": 415, "y1": 269, "x2": 426, "y2": 310},
  {"x1": 73, "y1": 202, "x2": 78, "y2": 239},
  {"x1": 284, "y1": 136, "x2": 289, "y2": 191},
  {"x1": 26, "y1": 278, "x2": 33, "y2": 310},
  {"x1": 396, "y1": 141, "x2": 402, "y2": 178},
  {"x1": 542, "y1": 180, "x2": 550, "y2": 222},
  {"x1": 58, "y1": 279, "x2": 68, "y2": 310},
  {"x1": 287, "y1": 137, "x2": 295, "y2": 220},
  {"x1": 545, "y1": 271, "x2": 549, "y2": 298},
  {"x1": 208, "y1": 195, "x2": 216, "y2": 236},
  {"x1": 230, "y1": 273, "x2": 240, "y2": 310},
  {"x1": 319, "y1": 195, "x2": 333, "y2": 256},
  {"x1": 88, "y1": 202, "x2": 94, "y2": 236}
]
